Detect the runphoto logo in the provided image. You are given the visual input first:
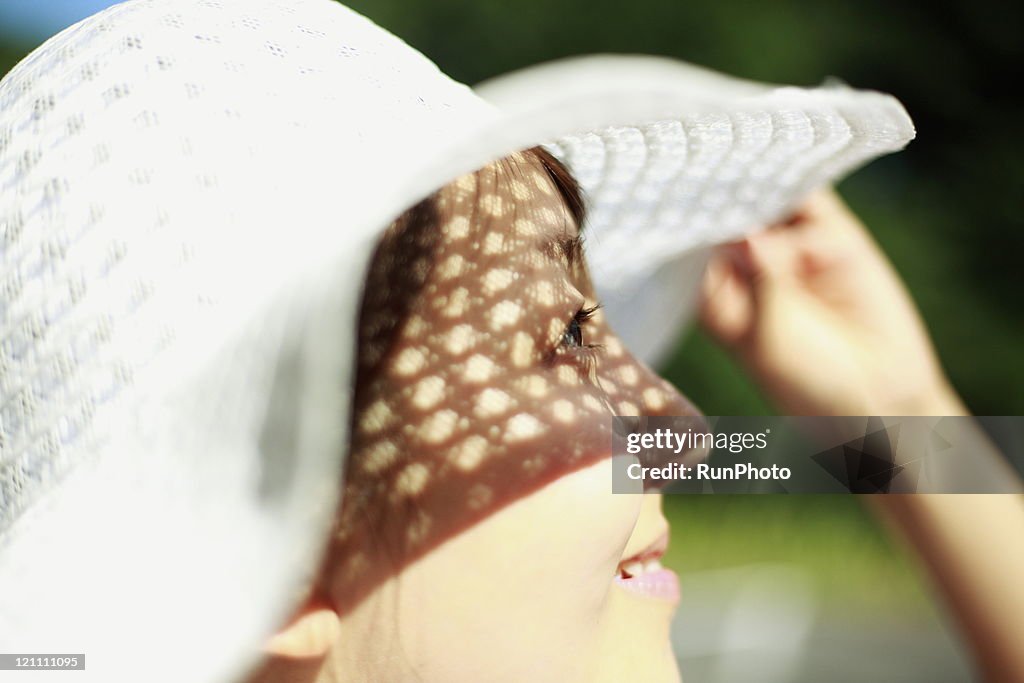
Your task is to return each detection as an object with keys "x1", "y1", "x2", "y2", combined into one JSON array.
[
  {"x1": 627, "y1": 461, "x2": 793, "y2": 482},
  {"x1": 626, "y1": 427, "x2": 770, "y2": 455}
]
